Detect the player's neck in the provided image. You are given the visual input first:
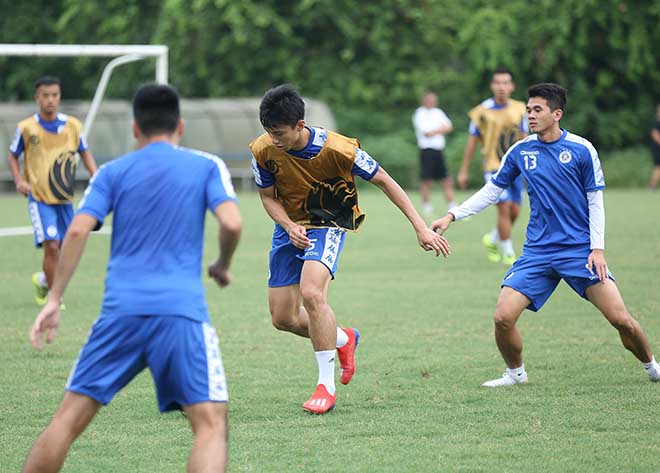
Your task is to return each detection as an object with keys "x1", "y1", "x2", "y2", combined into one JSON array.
[
  {"x1": 138, "y1": 134, "x2": 180, "y2": 148},
  {"x1": 291, "y1": 126, "x2": 311, "y2": 151},
  {"x1": 493, "y1": 96, "x2": 509, "y2": 106},
  {"x1": 537, "y1": 126, "x2": 562, "y2": 143},
  {"x1": 38, "y1": 111, "x2": 57, "y2": 121}
]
